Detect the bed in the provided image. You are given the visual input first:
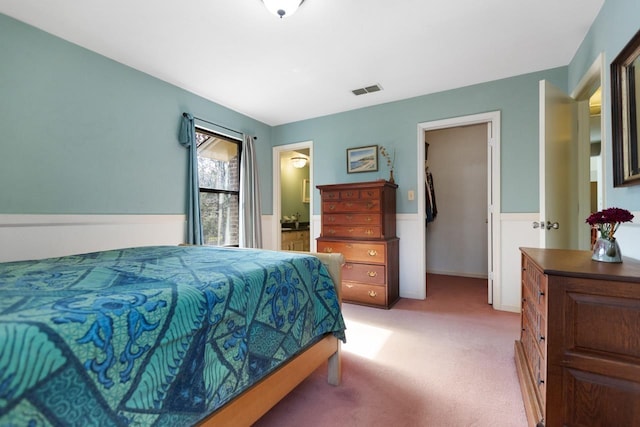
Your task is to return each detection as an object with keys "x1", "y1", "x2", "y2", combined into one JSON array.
[{"x1": 0, "y1": 245, "x2": 346, "y2": 426}]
